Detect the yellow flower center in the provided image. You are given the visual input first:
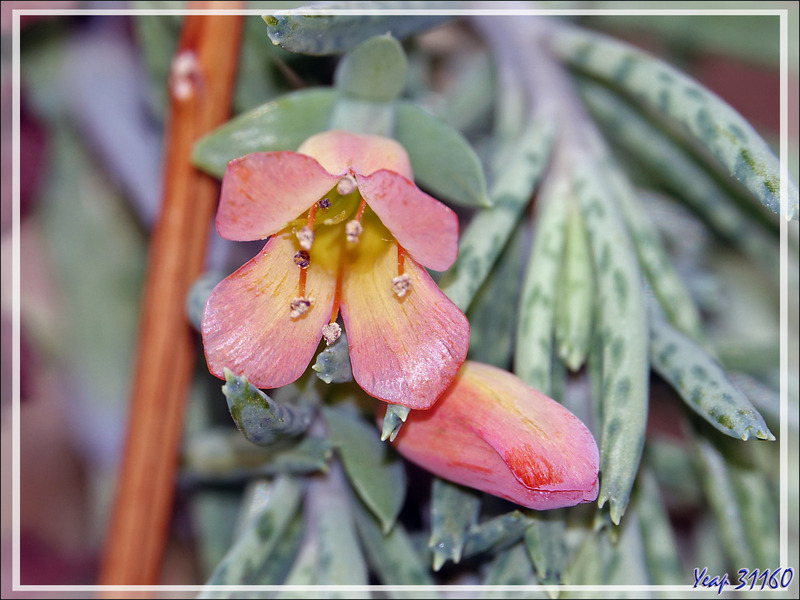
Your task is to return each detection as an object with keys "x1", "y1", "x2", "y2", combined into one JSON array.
[{"x1": 281, "y1": 176, "x2": 409, "y2": 342}]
